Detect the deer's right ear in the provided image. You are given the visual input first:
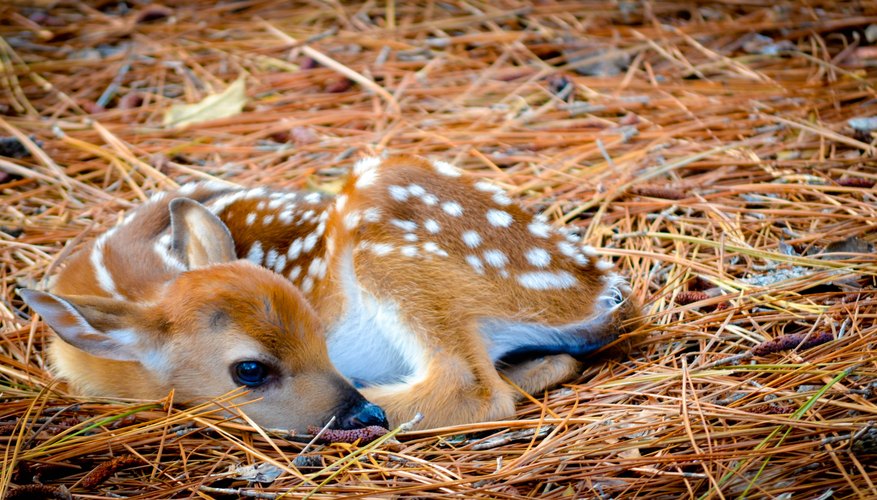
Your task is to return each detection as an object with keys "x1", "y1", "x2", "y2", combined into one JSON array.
[
  {"x1": 169, "y1": 198, "x2": 237, "y2": 269},
  {"x1": 19, "y1": 289, "x2": 146, "y2": 362}
]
